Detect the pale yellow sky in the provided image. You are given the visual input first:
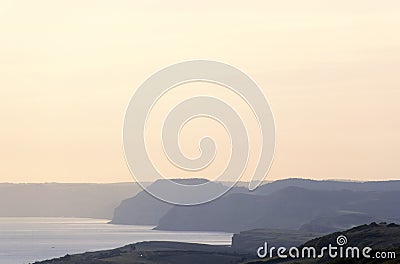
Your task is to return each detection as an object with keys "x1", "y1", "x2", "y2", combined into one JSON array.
[{"x1": 1, "y1": 0, "x2": 399, "y2": 183}]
